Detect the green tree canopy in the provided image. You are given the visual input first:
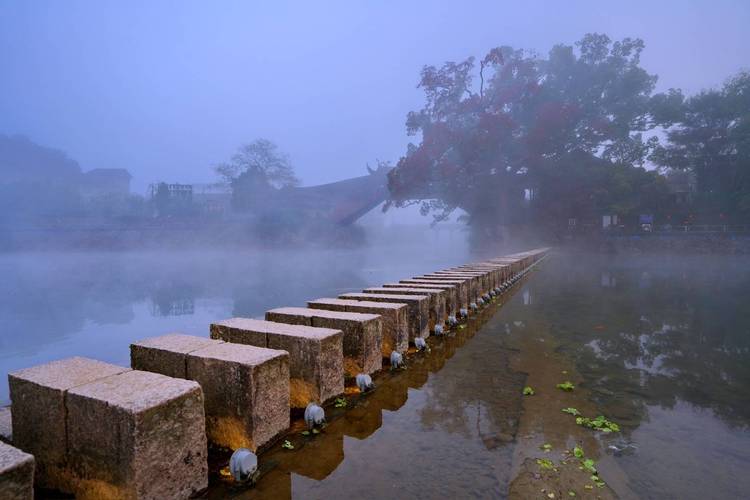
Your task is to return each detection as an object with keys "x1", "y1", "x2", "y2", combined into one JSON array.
[
  {"x1": 651, "y1": 71, "x2": 750, "y2": 219},
  {"x1": 387, "y1": 34, "x2": 664, "y2": 231}
]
